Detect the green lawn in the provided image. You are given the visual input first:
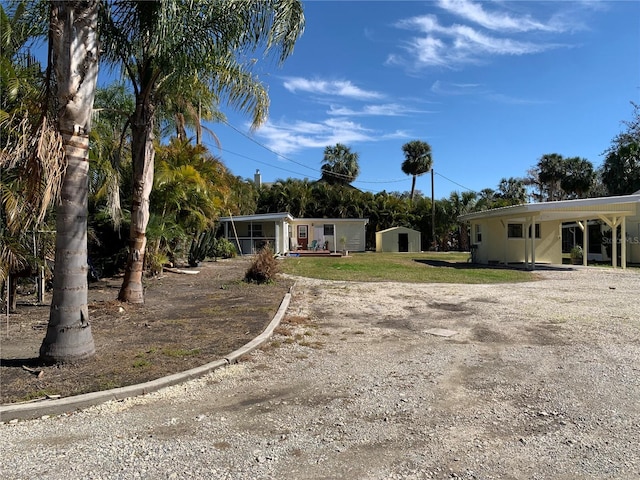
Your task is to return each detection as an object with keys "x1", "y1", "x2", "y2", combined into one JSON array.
[{"x1": 280, "y1": 252, "x2": 538, "y2": 284}]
